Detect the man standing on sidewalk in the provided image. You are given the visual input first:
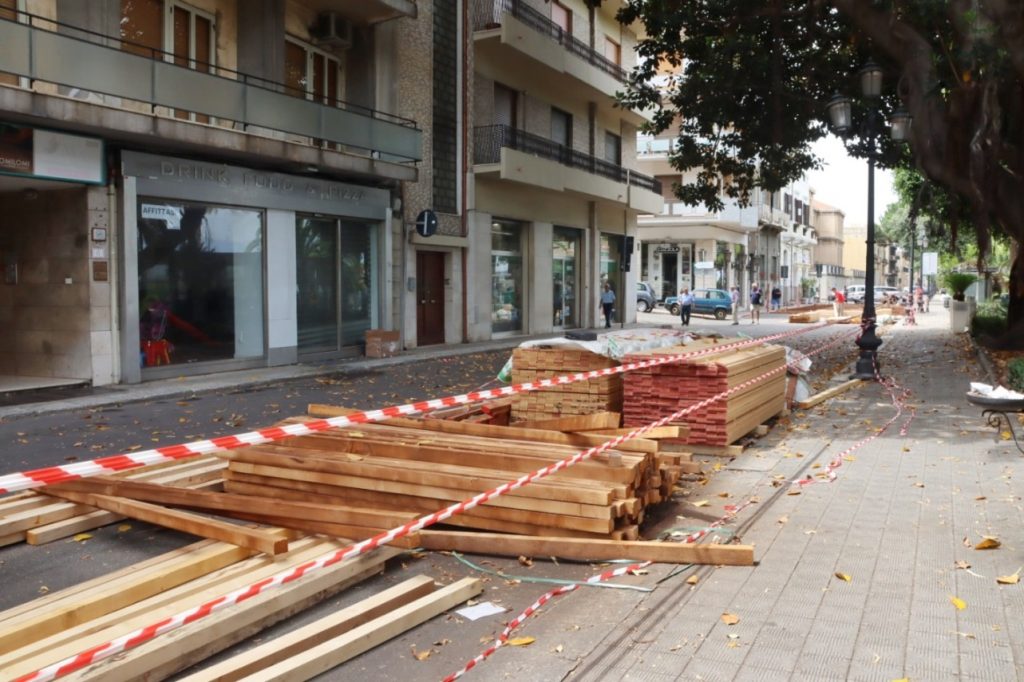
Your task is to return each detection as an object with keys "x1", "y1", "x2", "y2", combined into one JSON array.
[
  {"x1": 831, "y1": 287, "x2": 846, "y2": 318},
  {"x1": 679, "y1": 288, "x2": 694, "y2": 326},
  {"x1": 600, "y1": 282, "x2": 616, "y2": 328},
  {"x1": 730, "y1": 287, "x2": 740, "y2": 325},
  {"x1": 749, "y1": 285, "x2": 763, "y2": 324}
]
